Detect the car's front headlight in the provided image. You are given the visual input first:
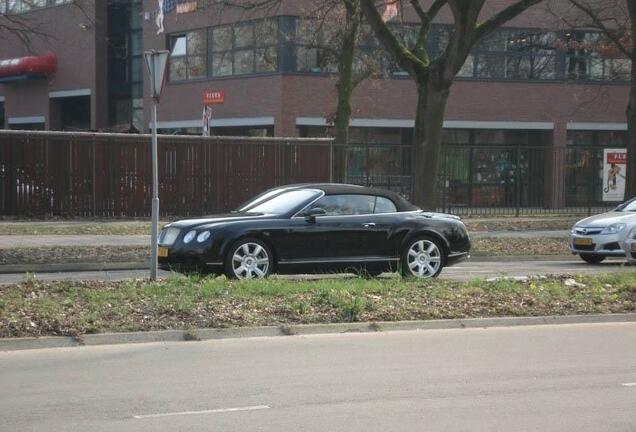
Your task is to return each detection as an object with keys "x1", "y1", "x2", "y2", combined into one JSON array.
[
  {"x1": 601, "y1": 223, "x2": 626, "y2": 235},
  {"x1": 159, "y1": 227, "x2": 180, "y2": 246},
  {"x1": 196, "y1": 231, "x2": 211, "y2": 243},
  {"x1": 183, "y1": 230, "x2": 197, "y2": 244}
]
